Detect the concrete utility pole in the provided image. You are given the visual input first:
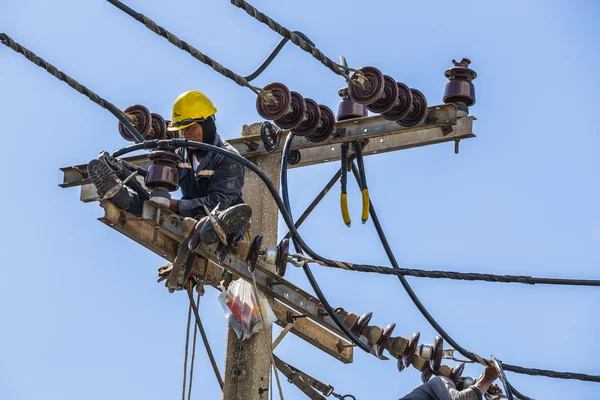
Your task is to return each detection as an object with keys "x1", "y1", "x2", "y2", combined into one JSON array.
[
  {"x1": 60, "y1": 103, "x2": 476, "y2": 400},
  {"x1": 222, "y1": 123, "x2": 282, "y2": 399}
]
